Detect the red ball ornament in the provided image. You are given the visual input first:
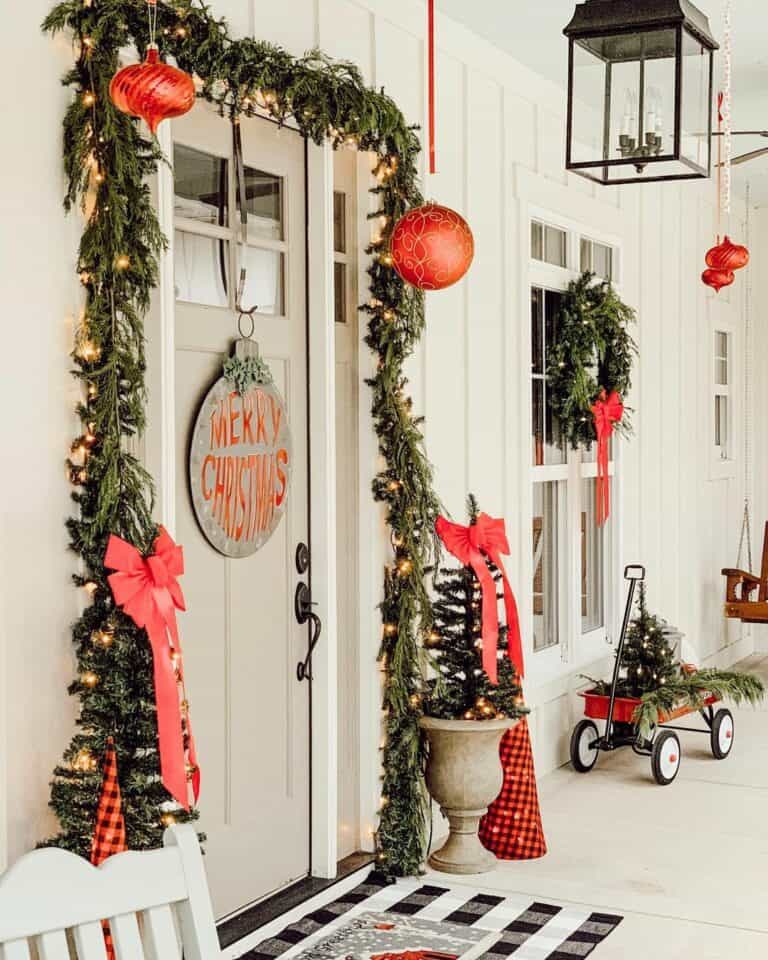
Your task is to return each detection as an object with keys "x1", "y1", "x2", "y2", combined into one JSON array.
[
  {"x1": 705, "y1": 235, "x2": 749, "y2": 272},
  {"x1": 390, "y1": 202, "x2": 474, "y2": 291},
  {"x1": 109, "y1": 46, "x2": 195, "y2": 135},
  {"x1": 702, "y1": 267, "x2": 735, "y2": 293}
]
